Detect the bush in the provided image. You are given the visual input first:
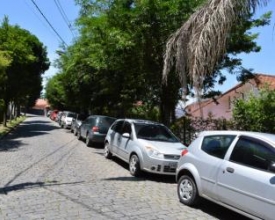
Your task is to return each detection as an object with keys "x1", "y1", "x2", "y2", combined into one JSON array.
[{"x1": 232, "y1": 86, "x2": 275, "y2": 133}]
